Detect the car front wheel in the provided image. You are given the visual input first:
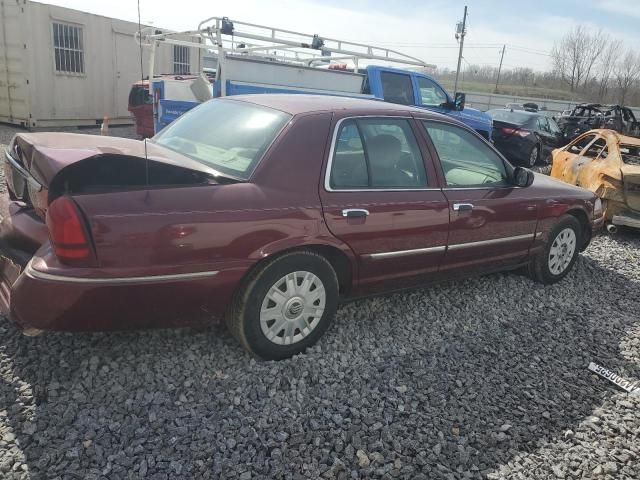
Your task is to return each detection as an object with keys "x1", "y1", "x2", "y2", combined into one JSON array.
[
  {"x1": 227, "y1": 251, "x2": 339, "y2": 360},
  {"x1": 528, "y1": 215, "x2": 581, "y2": 284}
]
